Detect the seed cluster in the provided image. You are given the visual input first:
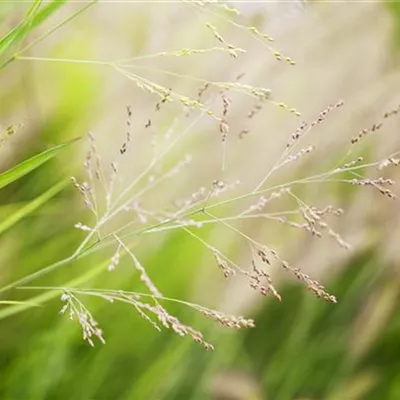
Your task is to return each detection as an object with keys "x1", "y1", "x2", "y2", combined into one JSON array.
[
  {"x1": 246, "y1": 26, "x2": 295, "y2": 65},
  {"x1": 199, "y1": 307, "x2": 255, "y2": 329},
  {"x1": 119, "y1": 105, "x2": 133, "y2": 155},
  {"x1": 71, "y1": 177, "x2": 96, "y2": 215},
  {"x1": 281, "y1": 145, "x2": 314, "y2": 166},
  {"x1": 107, "y1": 243, "x2": 121, "y2": 271},
  {"x1": 247, "y1": 256, "x2": 281, "y2": 301},
  {"x1": 205, "y1": 22, "x2": 245, "y2": 59},
  {"x1": 287, "y1": 100, "x2": 344, "y2": 148},
  {"x1": 341, "y1": 157, "x2": 364, "y2": 170},
  {"x1": 238, "y1": 100, "x2": 263, "y2": 139},
  {"x1": 240, "y1": 188, "x2": 290, "y2": 216},
  {"x1": 259, "y1": 246, "x2": 338, "y2": 303},
  {"x1": 214, "y1": 251, "x2": 236, "y2": 278},
  {"x1": 1, "y1": 122, "x2": 23, "y2": 147},
  {"x1": 281, "y1": 260, "x2": 338, "y2": 303},
  {"x1": 219, "y1": 94, "x2": 231, "y2": 142},
  {"x1": 351, "y1": 123, "x2": 382, "y2": 144},
  {"x1": 117, "y1": 293, "x2": 215, "y2": 350},
  {"x1": 299, "y1": 206, "x2": 350, "y2": 249},
  {"x1": 197, "y1": 82, "x2": 210, "y2": 103},
  {"x1": 351, "y1": 103, "x2": 400, "y2": 144},
  {"x1": 378, "y1": 157, "x2": 400, "y2": 170},
  {"x1": 350, "y1": 177, "x2": 396, "y2": 199},
  {"x1": 60, "y1": 291, "x2": 106, "y2": 347}
]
